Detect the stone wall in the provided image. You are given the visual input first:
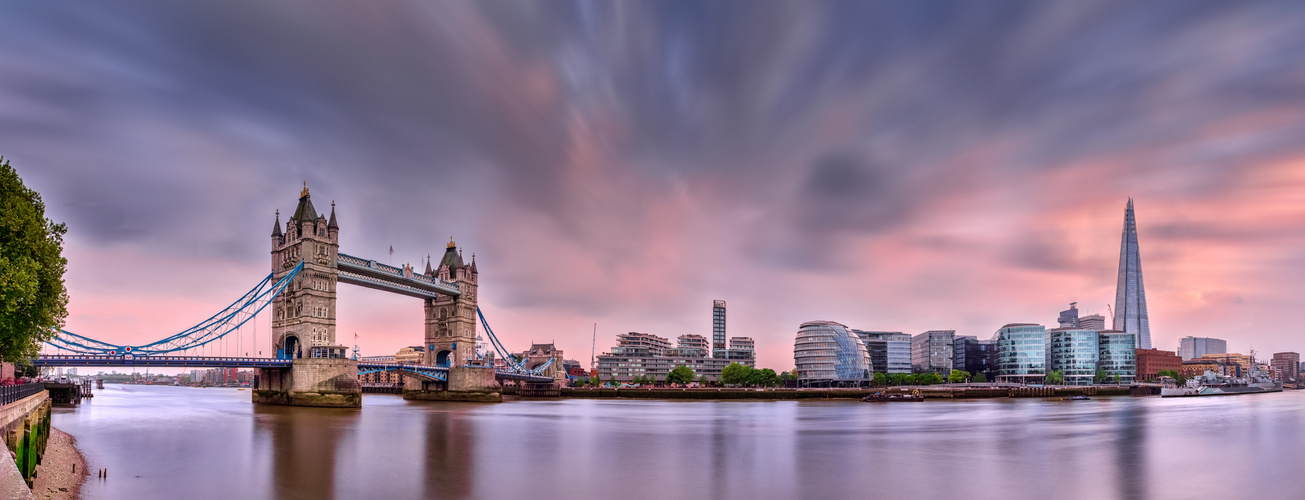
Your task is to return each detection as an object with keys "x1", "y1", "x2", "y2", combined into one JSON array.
[
  {"x1": 253, "y1": 359, "x2": 361, "y2": 408},
  {"x1": 0, "y1": 391, "x2": 51, "y2": 490}
]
